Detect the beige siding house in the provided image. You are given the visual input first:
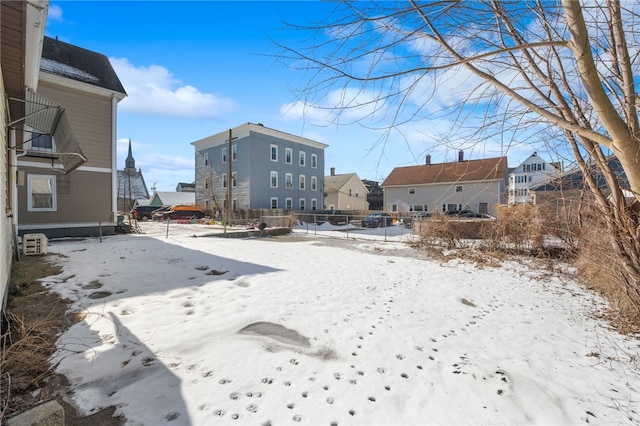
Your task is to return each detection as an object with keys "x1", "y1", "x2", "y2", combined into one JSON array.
[
  {"x1": 2, "y1": 1, "x2": 48, "y2": 311},
  {"x1": 16, "y1": 36, "x2": 126, "y2": 238},
  {"x1": 324, "y1": 168, "x2": 369, "y2": 211},
  {"x1": 381, "y1": 153, "x2": 508, "y2": 216}
]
